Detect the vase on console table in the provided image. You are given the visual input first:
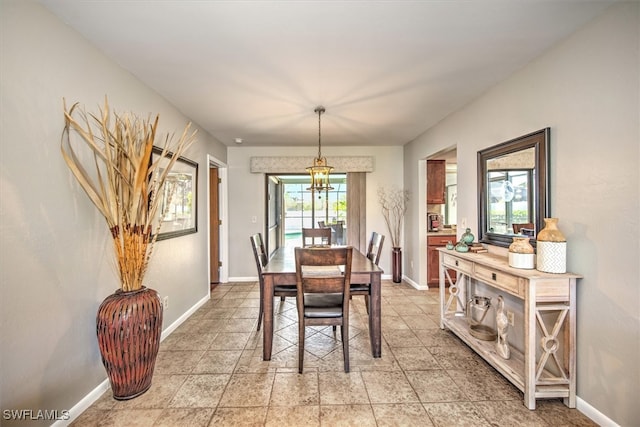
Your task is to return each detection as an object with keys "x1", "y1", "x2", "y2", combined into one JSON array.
[
  {"x1": 536, "y1": 218, "x2": 566, "y2": 273},
  {"x1": 461, "y1": 228, "x2": 474, "y2": 244},
  {"x1": 508, "y1": 236, "x2": 534, "y2": 269}
]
